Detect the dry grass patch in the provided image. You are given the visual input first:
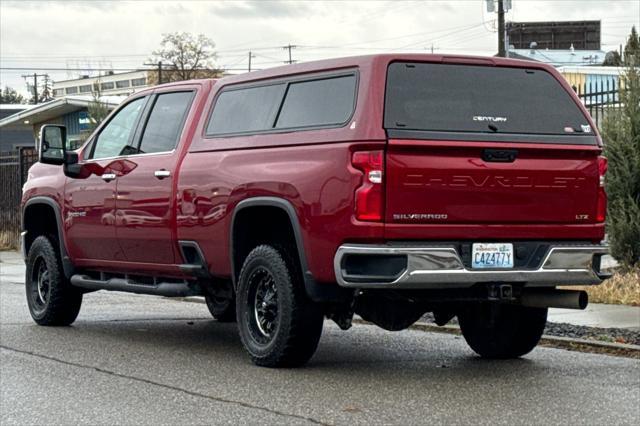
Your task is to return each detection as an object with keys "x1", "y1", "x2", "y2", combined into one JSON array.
[
  {"x1": 565, "y1": 268, "x2": 640, "y2": 306},
  {"x1": 0, "y1": 230, "x2": 18, "y2": 251}
]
